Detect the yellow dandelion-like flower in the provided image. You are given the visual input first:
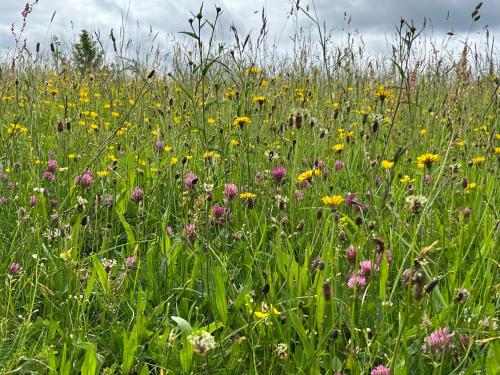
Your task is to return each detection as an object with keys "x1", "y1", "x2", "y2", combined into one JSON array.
[
  {"x1": 252, "y1": 95, "x2": 267, "y2": 105},
  {"x1": 97, "y1": 171, "x2": 110, "y2": 177},
  {"x1": 322, "y1": 195, "x2": 344, "y2": 208},
  {"x1": 207, "y1": 118, "x2": 216, "y2": 125},
  {"x1": 417, "y1": 153, "x2": 440, "y2": 168},
  {"x1": 230, "y1": 139, "x2": 239, "y2": 146},
  {"x1": 170, "y1": 157, "x2": 179, "y2": 166},
  {"x1": 471, "y1": 156, "x2": 485, "y2": 165},
  {"x1": 164, "y1": 146, "x2": 173, "y2": 153},
  {"x1": 297, "y1": 170, "x2": 313, "y2": 183},
  {"x1": 239, "y1": 192, "x2": 257, "y2": 199},
  {"x1": 375, "y1": 85, "x2": 392, "y2": 101},
  {"x1": 333, "y1": 143, "x2": 344, "y2": 152},
  {"x1": 400, "y1": 175, "x2": 415, "y2": 183},
  {"x1": 494, "y1": 147, "x2": 500, "y2": 154},
  {"x1": 381, "y1": 160, "x2": 395, "y2": 169},
  {"x1": 203, "y1": 151, "x2": 221, "y2": 159},
  {"x1": 233, "y1": 116, "x2": 251, "y2": 127}
]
